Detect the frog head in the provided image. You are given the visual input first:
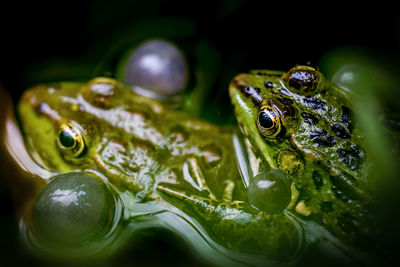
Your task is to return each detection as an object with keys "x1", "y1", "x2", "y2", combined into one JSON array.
[
  {"x1": 230, "y1": 66, "x2": 373, "y2": 247},
  {"x1": 18, "y1": 77, "x2": 173, "y2": 194},
  {"x1": 230, "y1": 65, "x2": 365, "y2": 180},
  {"x1": 18, "y1": 76, "x2": 238, "y2": 197}
]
